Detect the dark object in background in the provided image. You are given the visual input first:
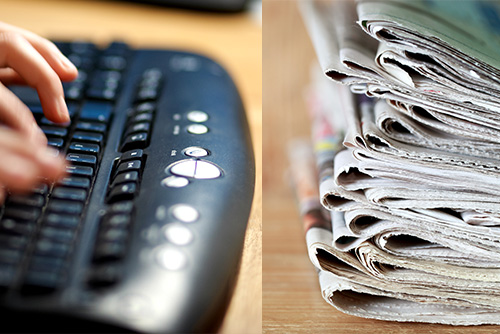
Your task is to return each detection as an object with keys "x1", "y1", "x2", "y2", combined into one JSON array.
[{"x1": 126, "y1": 0, "x2": 251, "y2": 12}]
